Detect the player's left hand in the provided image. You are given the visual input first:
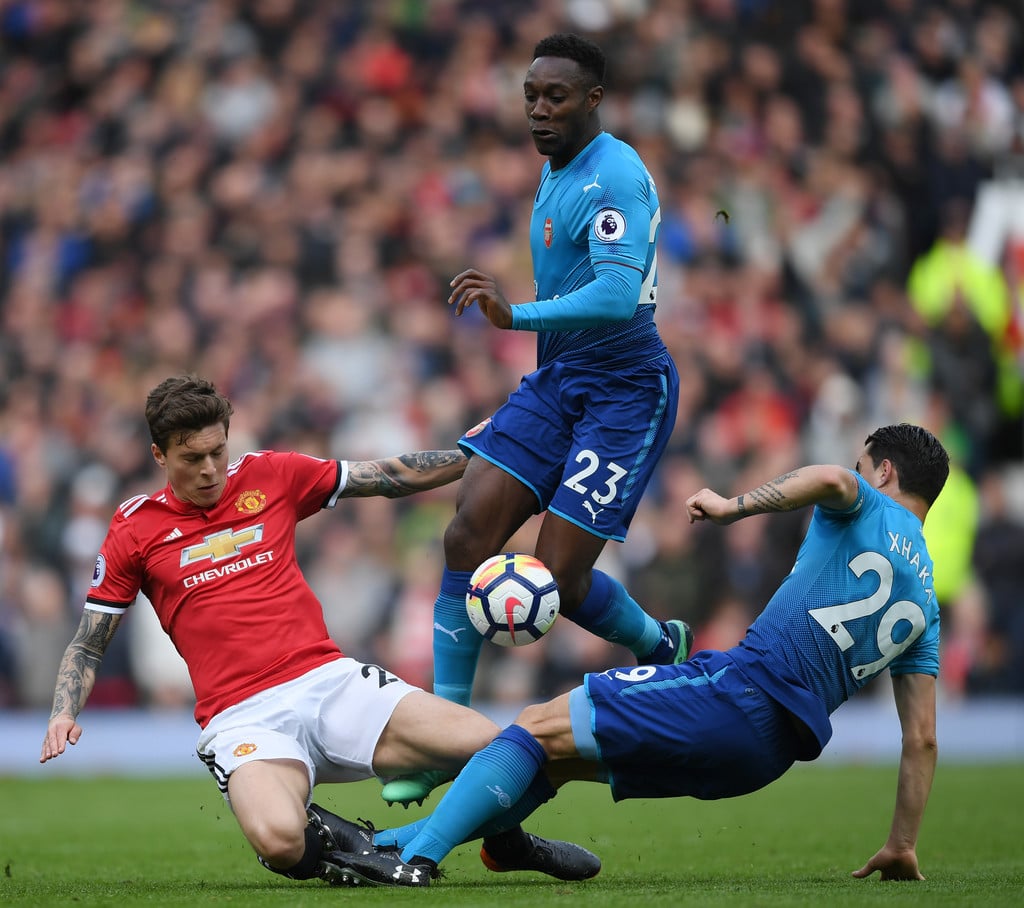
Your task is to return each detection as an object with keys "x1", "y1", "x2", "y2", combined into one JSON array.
[
  {"x1": 685, "y1": 488, "x2": 738, "y2": 525},
  {"x1": 449, "y1": 269, "x2": 513, "y2": 328},
  {"x1": 852, "y1": 845, "x2": 924, "y2": 881}
]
